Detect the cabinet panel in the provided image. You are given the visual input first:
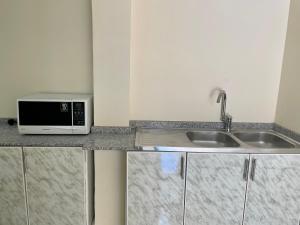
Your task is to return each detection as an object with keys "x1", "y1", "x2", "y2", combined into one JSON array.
[
  {"x1": 0, "y1": 147, "x2": 27, "y2": 225},
  {"x1": 127, "y1": 152, "x2": 186, "y2": 225},
  {"x1": 244, "y1": 154, "x2": 300, "y2": 225},
  {"x1": 24, "y1": 147, "x2": 85, "y2": 225},
  {"x1": 185, "y1": 153, "x2": 248, "y2": 225}
]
